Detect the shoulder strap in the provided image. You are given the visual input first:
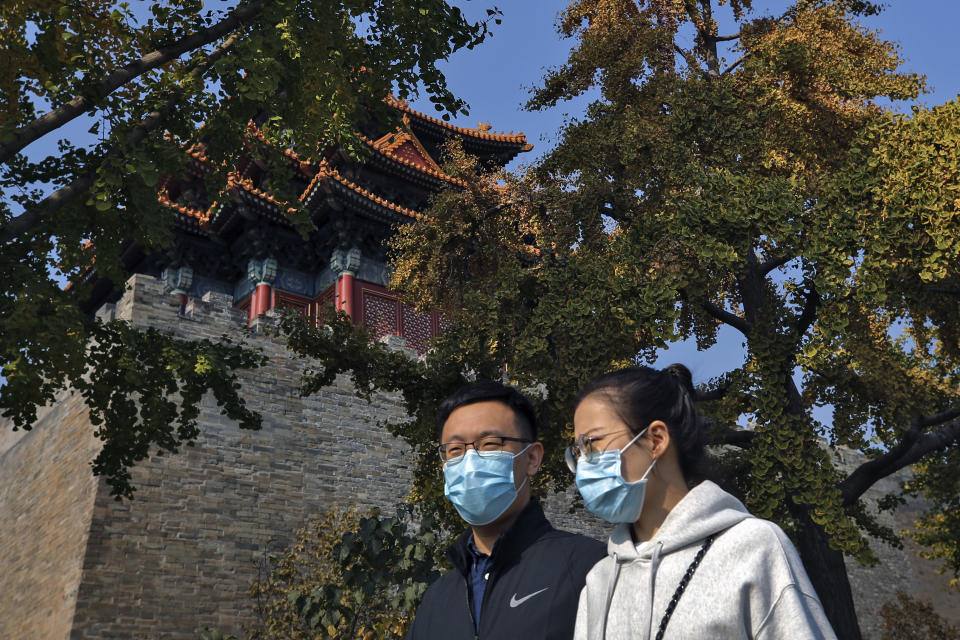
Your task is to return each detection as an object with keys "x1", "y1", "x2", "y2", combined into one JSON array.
[{"x1": 655, "y1": 533, "x2": 717, "y2": 640}]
